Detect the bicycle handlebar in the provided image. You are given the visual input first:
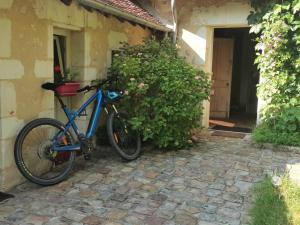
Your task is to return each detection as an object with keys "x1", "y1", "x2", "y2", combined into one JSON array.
[
  {"x1": 76, "y1": 78, "x2": 115, "y2": 93},
  {"x1": 76, "y1": 85, "x2": 91, "y2": 93}
]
